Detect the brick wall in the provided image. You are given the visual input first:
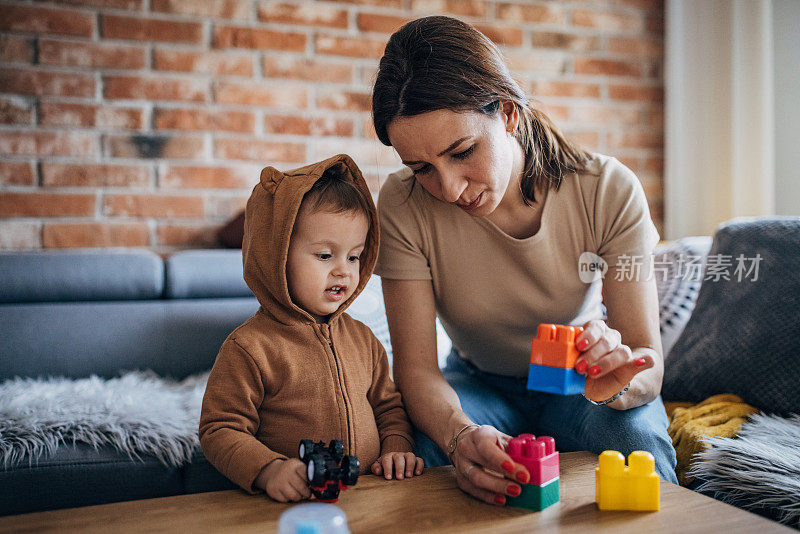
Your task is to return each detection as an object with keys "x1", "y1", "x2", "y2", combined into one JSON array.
[{"x1": 0, "y1": 0, "x2": 664, "y2": 251}]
